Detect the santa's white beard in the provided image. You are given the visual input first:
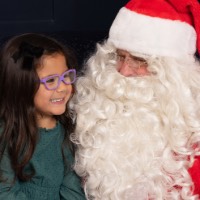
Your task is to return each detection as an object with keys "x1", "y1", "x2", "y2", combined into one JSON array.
[{"x1": 71, "y1": 53, "x2": 200, "y2": 199}]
